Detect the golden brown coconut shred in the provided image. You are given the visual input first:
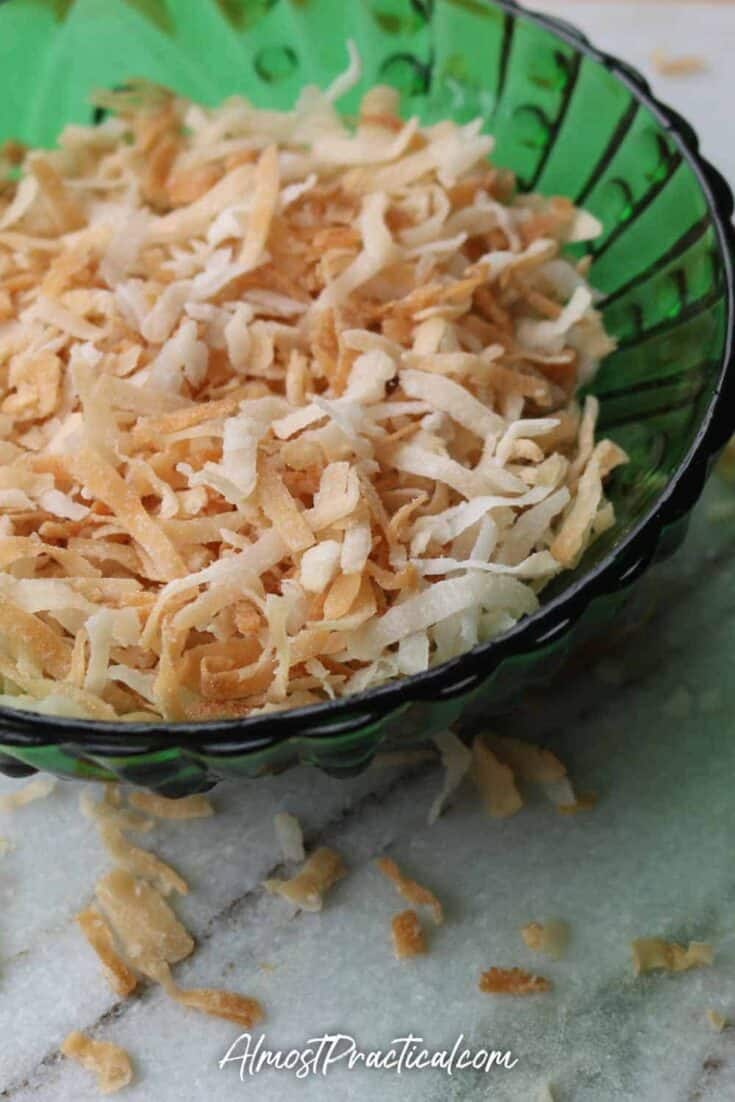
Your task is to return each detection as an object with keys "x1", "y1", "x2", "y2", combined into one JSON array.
[
  {"x1": 479, "y1": 966, "x2": 551, "y2": 995},
  {"x1": 375, "y1": 855, "x2": 444, "y2": 925},
  {"x1": 127, "y1": 791, "x2": 214, "y2": 820},
  {"x1": 0, "y1": 774, "x2": 56, "y2": 811},
  {"x1": 75, "y1": 905, "x2": 139, "y2": 998},
  {"x1": 0, "y1": 52, "x2": 624, "y2": 722},
  {"x1": 94, "y1": 868, "x2": 194, "y2": 979},
  {"x1": 264, "y1": 845, "x2": 347, "y2": 911},
  {"x1": 79, "y1": 792, "x2": 265, "y2": 1037},
  {"x1": 650, "y1": 50, "x2": 707, "y2": 77},
  {"x1": 520, "y1": 919, "x2": 570, "y2": 960},
  {"x1": 391, "y1": 909, "x2": 427, "y2": 959},
  {"x1": 471, "y1": 736, "x2": 523, "y2": 819},
  {"x1": 60, "y1": 1031, "x2": 133, "y2": 1095},
  {"x1": 151, "y1": 959, "x2": 264, "y2": 1030}
]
